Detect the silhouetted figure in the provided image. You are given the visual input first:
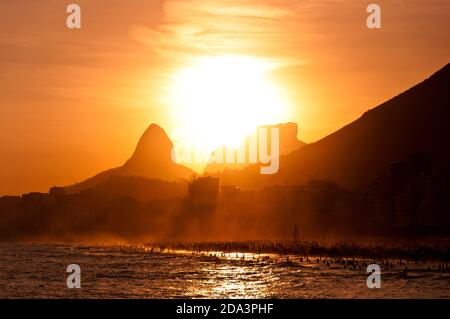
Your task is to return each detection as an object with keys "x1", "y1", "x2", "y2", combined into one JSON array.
[{"x1": 403, "y1": 266, "x2": 408, "y2": 276}]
